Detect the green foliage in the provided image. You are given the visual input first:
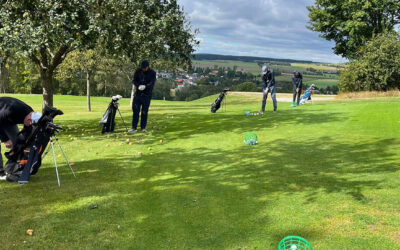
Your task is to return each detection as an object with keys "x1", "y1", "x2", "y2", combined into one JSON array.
[
  {"x1": 152, "y1": 79, "x2": 174, "y2": 100},
  {"x1": 339, "y1": 33, "x2": 400, "y2": 92},
  {"x1": 196, "y1": 78, "x2": 210, "y2": 85},
  {"x1": 308, "y1": 0, "x2": 400, "y2": 58},
  {"x1": 235, "y1": 81, "x2": 259, "y2": 92},
  {"x1": 175, "y1": 85, "x2": 225, "y2": 101},
  {"x1": 0, "y1": 0, "x2": 198, "y2": 105}
]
